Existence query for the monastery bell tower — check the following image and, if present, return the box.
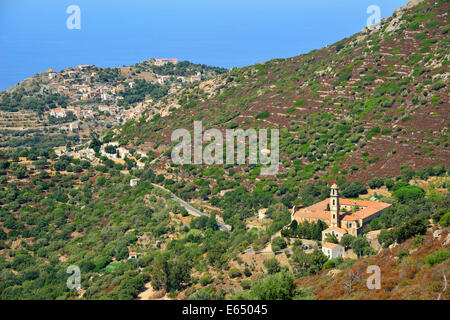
[330,184,340,227]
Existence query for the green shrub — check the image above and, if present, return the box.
[431,80,445,91]
[424,249,450,267]
[199,273,212,286]
[396,248,410,260]
[228,268,241,278]
[361,75,376,82]
[441,24,450,34]
[431,95,443,105]
[323,259,338,269]
[238,271,297,300]
[286,106,297,114]
[255,110,270,119]
[392,185,425,202]
[368,177,384,189]
[189,290,212,300]
[425,20,440,28]
[379,217,428,247]
[439,212,450,227]
[240,279,252,290]
[419,38,438,47]
[413,32,427,40]
[341,180,367,198]
[408,21,421,30]
[412,234,425,248]
[263,258,281,274]
[293,99,307,107]
[271,236,287,252]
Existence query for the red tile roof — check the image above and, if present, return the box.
[293,198,391,222]
[323,226,347,235]
[293,199,330,220]
[340,199,391,221]
[322,243,343,249]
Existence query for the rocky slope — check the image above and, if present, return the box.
[296,225,449,300]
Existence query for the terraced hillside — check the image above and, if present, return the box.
[0,60,227,149]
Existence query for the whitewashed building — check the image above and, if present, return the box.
[135,161,145,168]
[322,243,344,259]
[130,178,140,187]
[50,108,67,118]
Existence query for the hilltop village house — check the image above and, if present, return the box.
[153,58,179,66]
[49,108,67,118]
[292,184,392,241]
[322,243,344,259]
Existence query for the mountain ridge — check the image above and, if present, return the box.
[113,0,448,185]
[0,0,448,301]
[0,59,227,149]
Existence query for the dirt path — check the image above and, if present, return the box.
[138,282,170,300]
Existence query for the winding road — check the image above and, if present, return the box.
[243,247,293,255]
[151,183,231,233]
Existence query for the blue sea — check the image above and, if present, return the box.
[0,0,408,91]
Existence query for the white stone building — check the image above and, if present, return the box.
[50,108,67,118]
[130,178,140,187]
[322,243,344,259]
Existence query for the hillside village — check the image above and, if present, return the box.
[0,0,448,301]
[0,59,227,149]
[54,140,149,170]
[26,59,219,123]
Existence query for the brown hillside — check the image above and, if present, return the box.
[117,0,449,185]
[296,226,449,300]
